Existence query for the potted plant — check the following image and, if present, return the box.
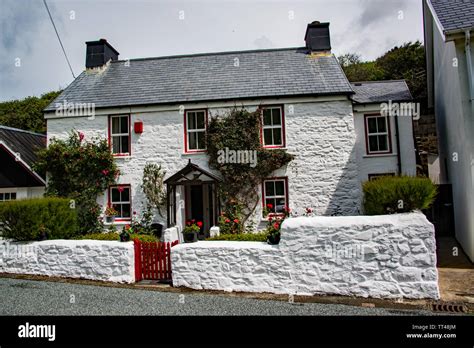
[120,225,131,242]
[183,220,201,243]
[105,205,118,224]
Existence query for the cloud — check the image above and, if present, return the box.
[356,0,408,28]
[253,35,275,49]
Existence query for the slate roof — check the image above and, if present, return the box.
[350,80,413,104]
[429,0,474,33]
[0,126,46,179]
[44,47,353,111]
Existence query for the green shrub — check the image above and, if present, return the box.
[75,232,158,242]
[0,197,79,241]
[207,232,268,242]
[363,175,437,215]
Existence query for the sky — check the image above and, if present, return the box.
[0,0,424,102]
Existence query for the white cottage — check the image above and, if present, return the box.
[44,21,416,237]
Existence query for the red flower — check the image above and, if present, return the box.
[225,219,230,223]
[125,224,130,229]
[102,169,109,175]
[284,206,291,213]
[133,211,137,215]
[233,219,239,223]
[266,203,273,209]
[306,207,313,213]
[186,220,192,226]
[78,132,85,142]
[197,221,203,228]
[192,219,195,223]
[273,222,280,229]
[118,186,124,193]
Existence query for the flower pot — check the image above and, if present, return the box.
[105,216,115,224]
[184,231,198,243]
[267,233,280,245]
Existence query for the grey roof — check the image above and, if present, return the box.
[429,0,474,33]
[350,80,413,104]
[44,47,353,111]
[0,126,46,178]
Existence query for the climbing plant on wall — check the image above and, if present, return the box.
[206,107,294,224]
[34,130,118,233]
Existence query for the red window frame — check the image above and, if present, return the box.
[260,105,286,148]
[184,109,208,153]
[262,176,289,217]
[364,113,392,155]
[108,184,132,222]
[108,114,131,156]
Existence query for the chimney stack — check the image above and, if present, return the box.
[85,39,119,69]
[304,21,331,52]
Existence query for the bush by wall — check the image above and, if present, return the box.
[207,232,268,241]
[0,197,78,241]
[75,232,158,242]
[363,175,437,215]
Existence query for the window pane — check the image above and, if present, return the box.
[112,136,121,153]
[265,199,275,212]
[112,117,120,134]
[4,193,10,200]
[0,193,3,200]
[367,118,377,133]
[263,109,272,125]
[196,112,205,129]
[120,116,129,134]
[188,132,197,150]
[197,131,205,150]
[265,181,275,196]
[263,129,273,145]
[187,112,196,130]
[11,192,16,200]
[275,198,286,213]
[272,109,281,125]
[121,136,129,153]
[111,188,120,202]
[378,135,388,151]
[121,188,130,202]
[122,204,131,218]
[275,181,285,195]
[273,128,282,145]
[112,204,121,213]
[377,117,387,132]
[369,135,378,152]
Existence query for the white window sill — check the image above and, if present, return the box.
[363,153,397,158]
[113,155,132,160]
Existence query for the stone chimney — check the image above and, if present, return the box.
[304,21,331,53]
[85,39,119,69]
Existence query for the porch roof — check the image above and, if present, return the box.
[164,160,221,185]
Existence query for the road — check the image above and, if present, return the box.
[0,277,436,316]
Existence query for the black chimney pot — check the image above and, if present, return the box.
[304,21,331,52]
[85,39,119,69]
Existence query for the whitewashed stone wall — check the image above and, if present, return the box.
[172,212,439,299]
[45,96,361,231]
[0,239,135,283]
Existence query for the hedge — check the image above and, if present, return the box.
[0,197,78,241]
[363,175,437,215]
[207,232,268,241]
[75,233,158,242]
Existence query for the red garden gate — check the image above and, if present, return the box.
[134,240,179,282]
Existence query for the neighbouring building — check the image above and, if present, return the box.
[0,126,46,200]
[423,0,474,261]
[43,21,416,237]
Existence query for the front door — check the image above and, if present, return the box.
[185,183,218,239]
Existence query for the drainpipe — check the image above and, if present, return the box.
[394,114,402,175]
[465,30,474,116]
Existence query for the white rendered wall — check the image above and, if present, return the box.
[0,239,135,283]
[172,212,439,299]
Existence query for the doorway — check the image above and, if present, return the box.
[185,184,216,239]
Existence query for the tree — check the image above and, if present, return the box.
[0,90,61,133]
[141,163,167,218]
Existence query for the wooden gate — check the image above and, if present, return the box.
[134,240,179,282]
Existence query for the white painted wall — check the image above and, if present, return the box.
[172,212,439,299]
[0,239,135,283]
[0,187,44,200]
[431,24,474,261]
[46,96,362,230]
[353,103,417,186]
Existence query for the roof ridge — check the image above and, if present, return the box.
[0,125,46,137]
[113,47,307,63]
